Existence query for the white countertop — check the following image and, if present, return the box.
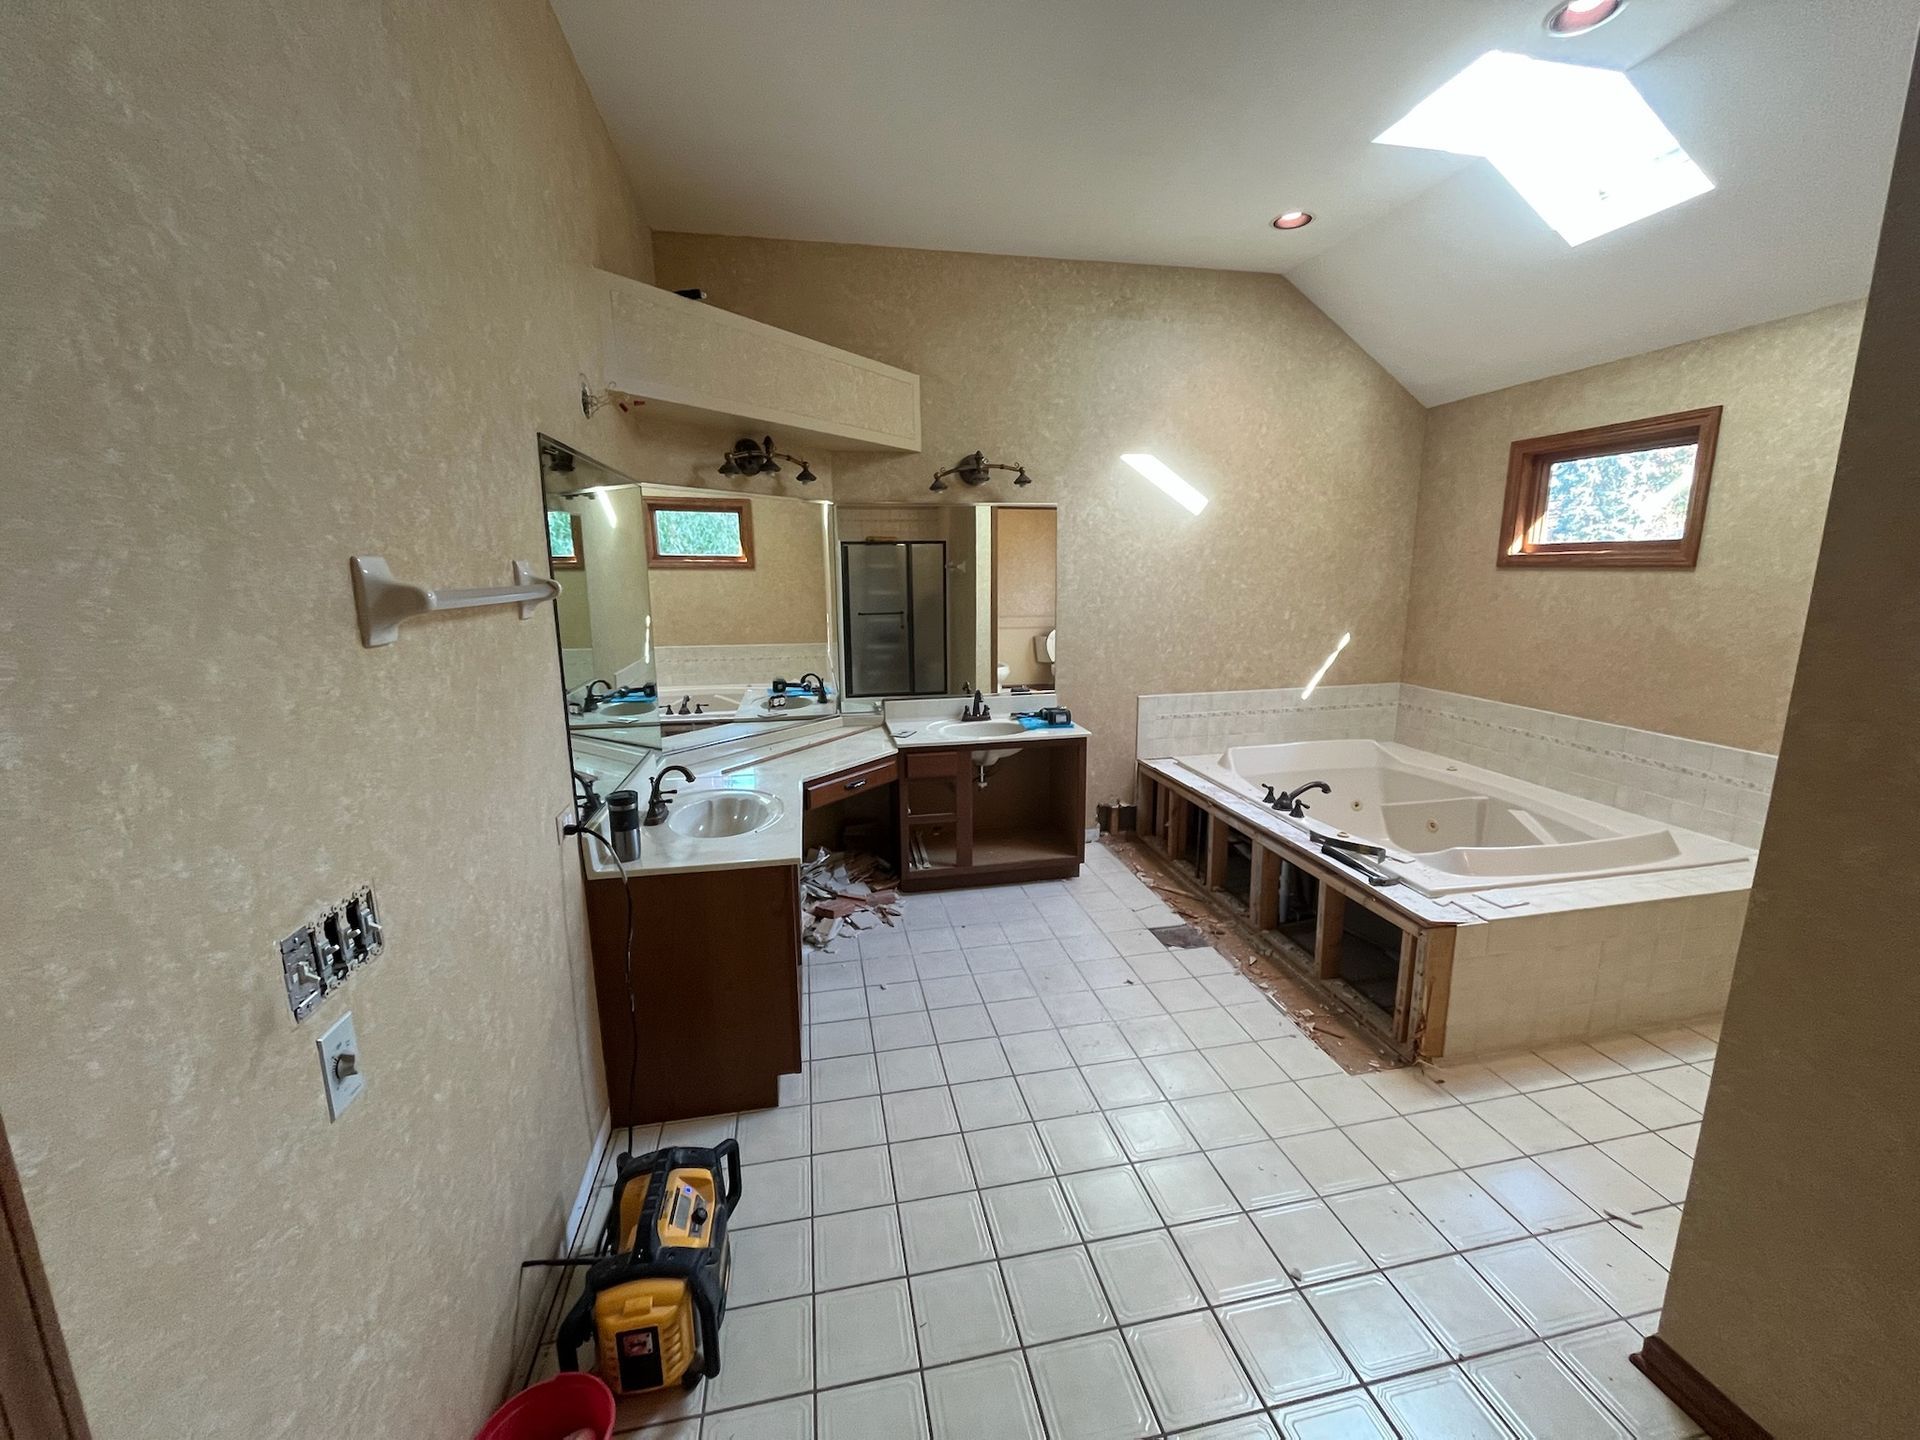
[579,704,1091,880]
[885,720,1092,750]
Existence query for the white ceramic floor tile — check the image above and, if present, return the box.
[1535,1042,1631,1083]
[1543,1223,1671,1314]
[735,1157,813,1229]
[1551,1321,1704,1439]
[1597,1132,1694,1204]
[909,1262,1019,1365]
[1209,1140,1317,1210]
[729,1218,813,1305]
[1482,1051,1579,1095]
[1217,1292,1356,1408]
[883,1086,960,1142]
[1363,1067,1458,1115]
[1146,1050,1230,1099]
[813,1097,888,1153]
[1328,1186,1450,1267]
[1027,1331,1158,1440]
[813,1205,906,1290]
[898,1191,995,1273]
[1422,1063,1519,1105]
[1341,1118,1455,1183]
[703,1296,814,1410]
[1016,1066,1100,1118]
[1305,1273,1449,1381]
[1616,1205,1682,1268]
[1388,1255,1533,1359]
[888,1134,975,1201]
[1585,1075,1699,1130]
[938,1038,1011,1083]
[735,1105,813,1162]
[815,1371,930,1440]
[1139,1152,1240,1224]
[1122,1016,1198,1057]
[864,978,924,1014]
[1063,1021,1136,1064]
[1467,1239,1615,1337]
[1060,1164,1164,1240]
[700,1394,813,1440]
[1397,1171,1527,1250]
[1003,1244,1113,1342]
[1176,1093,1268,1150]
[1280,1130,1390,1196]
[813,1145,895,1213]
[963,1123,1053,1188]
[1240,1081,1339,1139]
[1091,1229,1206,1323]
[1038,1112,1127,1172]
[1127,1310,1262,1431]
[1204,1042,1288,1090]
[1296,1075,1398,1126]
[1370,1365,1514,1439]
[814,1278,919,1386]
[1535,1146,1666,1217]
[1409,1106,1523,1168]
[947,1076,1029,1131]
[1531,1085,1644,1143]
[871,1011,938,1052]
[1002,1029,1075,1074]
[1639,1027,1716,1064]
[1465,1343,1630,1438]
[1270,1388,1396,1439]
[877,1046,947,1093]
[1468,1095,1584,1155]
[982,1177,1080,1255]
[923,1352,1046,1440]
[1084,1058,1166,1108]
[1470,1158,1601,1233]
[1643,1065,1711,1110]
[1110,1102,1201,1160]
[811,1056,882,1103]
[811,1020,876,1059]
[1174,1214,1292,1303]
[1252,1200,1372,1285]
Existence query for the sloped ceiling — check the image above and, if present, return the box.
[553,0,1918,402]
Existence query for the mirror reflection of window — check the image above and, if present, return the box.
[547,509,583,569]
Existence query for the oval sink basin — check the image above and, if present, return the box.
[667,789,784,839]
[593,700,657,718]
[922,718,1030,741]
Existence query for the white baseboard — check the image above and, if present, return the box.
[565,1109,612,1248]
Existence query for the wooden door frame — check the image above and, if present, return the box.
[1,1109,91,1439]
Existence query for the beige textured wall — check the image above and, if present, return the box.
[654,235,1429,806]
[648,494,831,645]
[1654,58,1920,1433]
[1,2,673,1435]
[1403,303,1863,753]
[996,507,1059,687]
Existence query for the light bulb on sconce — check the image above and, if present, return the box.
[931,450,1034,492]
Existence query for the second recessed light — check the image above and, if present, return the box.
[1546,0,1624,36]
[1271,210,1313,230]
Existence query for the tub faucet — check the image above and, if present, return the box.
[1270,781,1332,818]
[644,765,695,825]
[961,689,991,721]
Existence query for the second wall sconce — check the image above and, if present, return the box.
[930,450,1032,493]
[718,435,817,484]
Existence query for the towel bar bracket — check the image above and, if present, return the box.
[351,555,560,648]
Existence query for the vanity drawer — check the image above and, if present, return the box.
[903,747,963,777]
[805,755,899,810]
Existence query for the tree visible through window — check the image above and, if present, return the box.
[1500,408,1721,568]
[546,509,582,569]
[645,499,754,569]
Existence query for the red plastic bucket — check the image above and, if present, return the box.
[475,1373,616,1440]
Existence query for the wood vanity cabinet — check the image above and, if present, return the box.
[583,864,802,1125]
[897,738,1087,891]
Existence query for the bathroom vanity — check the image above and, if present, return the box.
[894,733,1087,890]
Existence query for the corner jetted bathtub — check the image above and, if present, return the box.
[1186,739,1749,897]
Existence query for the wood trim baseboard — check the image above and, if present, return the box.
[1632,1334,1775,1440]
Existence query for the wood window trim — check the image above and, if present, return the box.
[1498,406,1722,570]
[548,511,583,570]
[644,497,755,571]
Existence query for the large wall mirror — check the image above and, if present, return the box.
[539,437,839,758]
[834,503,1058,702]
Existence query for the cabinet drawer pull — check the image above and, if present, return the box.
[844,778,868,790]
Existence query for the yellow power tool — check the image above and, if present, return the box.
[555,1140,741,1395]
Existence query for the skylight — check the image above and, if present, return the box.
[1375,51,1713,246]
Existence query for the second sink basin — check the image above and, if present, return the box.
[920,718,1030,741]
[667,789,784,839]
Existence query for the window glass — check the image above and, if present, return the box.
[652,507,743,558]
[1536,443,1698,544]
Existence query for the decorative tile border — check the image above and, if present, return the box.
[1135,683,1775,848]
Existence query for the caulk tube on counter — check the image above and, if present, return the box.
[607,790,641,863]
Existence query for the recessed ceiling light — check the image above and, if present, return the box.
[1374,50,1712,245]
[1546,0,1625,37]
[1271,210,1313,230]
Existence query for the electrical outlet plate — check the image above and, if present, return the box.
[317,1012,365,1120]
[557,804,578,844]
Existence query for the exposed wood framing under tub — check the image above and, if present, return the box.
[1135,758,1468,1062]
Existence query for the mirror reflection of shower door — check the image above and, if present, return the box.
[842,541,947,696]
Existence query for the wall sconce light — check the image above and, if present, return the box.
[718,435,817,484]
[929,450,1032,494]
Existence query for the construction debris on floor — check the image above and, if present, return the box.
[801,849,900,952]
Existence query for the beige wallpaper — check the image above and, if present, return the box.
[1,2,677,1435]
[654,234,1429,807]
[648,493,831,646]
[1657,67,1920,1431]
[1402,303,1864,753]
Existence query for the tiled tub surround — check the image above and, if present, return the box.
[1138,685,1777,850]
[655,642,834,692]
[519,851,1711,1439]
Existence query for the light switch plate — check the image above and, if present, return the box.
[317,1012,365,1121]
